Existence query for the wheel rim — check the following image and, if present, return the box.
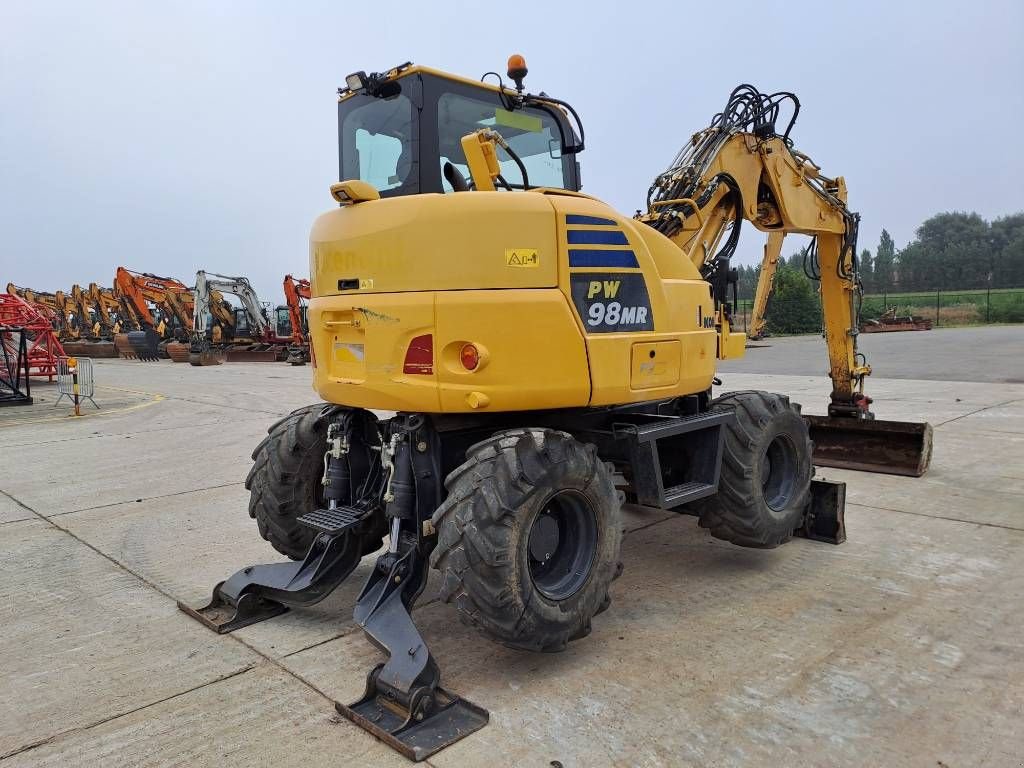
[527,490,598,601]
[761,434,798,511]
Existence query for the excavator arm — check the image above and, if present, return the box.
[70,284,100,338]
[88,283,124,334]
[747,232,784,340]
[640,85,931,474]
[282,274,310,346]
[281,274,311,365]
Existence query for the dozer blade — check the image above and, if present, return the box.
[805,415,933,477]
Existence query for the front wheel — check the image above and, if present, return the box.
[695,391,813,548]
[431,429,622,652]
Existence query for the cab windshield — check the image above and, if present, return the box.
[437,92,565,191]
[337,72,579,197]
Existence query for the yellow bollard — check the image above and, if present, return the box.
[67,356,80,417]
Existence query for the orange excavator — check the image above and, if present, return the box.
[282,274,310,364]
[113,267,195,359]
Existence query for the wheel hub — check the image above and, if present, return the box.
[527,491,598,601]
[528,514,560,563]
[761,434,797,511]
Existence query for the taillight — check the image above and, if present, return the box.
[403,334,433,375]
[460,343,480,371]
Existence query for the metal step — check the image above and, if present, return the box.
[662,481,717,507]
[623,409,733,443]
[297,506,366,535]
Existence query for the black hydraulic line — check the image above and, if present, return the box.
[500,144,531,190]
[525,94,585,152]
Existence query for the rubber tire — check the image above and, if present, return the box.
[431,429,622,652]
[245,403,385,560]
[695,391,813,548]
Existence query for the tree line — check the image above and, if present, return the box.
[736,210,1024,299]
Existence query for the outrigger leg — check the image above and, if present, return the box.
[177,412,487,761]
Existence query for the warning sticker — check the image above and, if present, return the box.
[570,272,654,333]
[505,248,539,268]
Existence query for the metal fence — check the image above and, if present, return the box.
[55,356,99,412]
[733,288,1024,334]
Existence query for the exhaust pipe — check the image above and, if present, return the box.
[805,415,933,477]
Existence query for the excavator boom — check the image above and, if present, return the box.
[281,274,311,365]
[640,85,931,475]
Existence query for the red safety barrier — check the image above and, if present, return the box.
[0,293,65,381]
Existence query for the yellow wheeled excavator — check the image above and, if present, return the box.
[181,59,933,760]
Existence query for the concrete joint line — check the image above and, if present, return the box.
[59,481,244,517]
[0,665,257,761]
[935,397,1023,427]
[848,501,1024,532]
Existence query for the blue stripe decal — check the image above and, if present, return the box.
[567,229,629,245]
[565,214,617,226]
[568,249,639,268]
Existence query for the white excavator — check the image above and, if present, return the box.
[190,271,292,364]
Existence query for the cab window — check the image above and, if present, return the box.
[340,94,414,193]
[437,92,566,192]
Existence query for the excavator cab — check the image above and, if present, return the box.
[337,63,583,198]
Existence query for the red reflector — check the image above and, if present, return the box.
[403,334,433,375]
[460,343,479,371]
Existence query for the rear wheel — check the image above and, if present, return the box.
[431,429,622,652]
[695,391,812,548]
[245,403,386,560]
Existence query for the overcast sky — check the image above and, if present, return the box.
[2,1,1022,301]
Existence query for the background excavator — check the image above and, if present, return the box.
[181,61,934,759]
[114,267,194,360]
[190,270,293,364]
[57,284,118,357]
[282,274,310,364]
[88,282,126,335]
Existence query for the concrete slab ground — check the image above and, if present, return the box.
[2,327,1022,766]
[720,325,1024,383]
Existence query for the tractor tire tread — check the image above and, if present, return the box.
[431,428,621,653]
[694,391,812,548]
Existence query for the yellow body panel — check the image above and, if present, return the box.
[630,341,681,389]
[311,293,440,412]
[310,193,558,295]
[310,189,719,414]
